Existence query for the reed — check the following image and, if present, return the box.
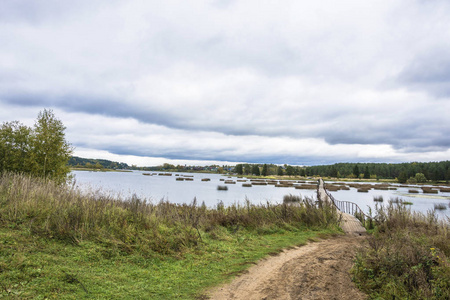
[434,203,447,210]
[0,172,340,257]
[373,195,384,202]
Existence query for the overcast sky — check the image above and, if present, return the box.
[1,0,450,166]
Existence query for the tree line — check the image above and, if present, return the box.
[69,156,130,170]
[0,109,72,183]
[304,161,450,182]
[234,163,306,176]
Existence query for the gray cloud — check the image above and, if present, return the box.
[1,0,450,165]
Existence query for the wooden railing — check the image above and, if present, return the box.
[322,181,371,226]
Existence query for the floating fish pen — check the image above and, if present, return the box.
[176,177,185,181]
[276,184,292,188]
[201,178,211,181]
[340,186,350,190]
[374,185,389,190]
[184,175,194,177]
[252,182,267,185]
[422,187,438,194]
[184,178,194,181]
[357,188,370,193]
[220,179,225,181]
[142,173,151,176]
[224,180,236,184]
[242,183,252,187]
[439,187,450,192]
[279,181,294,186]
[158,173,172,176]
[237,179,247,182]
[408,189,419,193]
[325,185,340,191]
[217,185,228,191]
[295,184,316,190]
[267,181,278,185]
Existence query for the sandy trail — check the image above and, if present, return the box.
[204,235,367,300]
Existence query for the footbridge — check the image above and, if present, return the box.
[317,179,367,235]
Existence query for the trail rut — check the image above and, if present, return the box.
[204,236,367,300]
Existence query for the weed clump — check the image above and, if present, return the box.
[352,203,450,299]
[373,196,384,202]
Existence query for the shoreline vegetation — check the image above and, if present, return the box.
[0,172,341,299]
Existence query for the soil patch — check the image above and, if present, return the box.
[204,236,367,300]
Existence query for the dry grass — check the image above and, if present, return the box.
[0,173,343,258]
[353,203,450,299]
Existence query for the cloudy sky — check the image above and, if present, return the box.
[1,0,450,166]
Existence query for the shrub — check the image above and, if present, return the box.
[352,203,450,299]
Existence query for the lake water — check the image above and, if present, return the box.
[72,170,450,219]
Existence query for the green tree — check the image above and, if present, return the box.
[397,171,408,183]
[353,165,360,178]
[330,165,338,178]
[0,121,32,173]
[364,166,370,179]
[0,109,72,183]
[251,165,260,176]
[29,109,73,183]
[261,164,268,176]
[234,164,243,175]
[285,165,295,176]
[277,166,284,176]
[414,172,427,183]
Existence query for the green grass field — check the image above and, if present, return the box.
[0,172,340,299]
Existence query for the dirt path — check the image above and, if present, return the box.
[204,235,367,300]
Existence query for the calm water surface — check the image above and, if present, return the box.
[72,171,450,218]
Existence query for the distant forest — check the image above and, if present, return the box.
[69,156,130,170]
[304,161,450,182]
[68,156,450,182]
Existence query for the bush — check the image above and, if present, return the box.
[352,203,450,299]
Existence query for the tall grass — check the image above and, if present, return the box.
[0,172,340,257]
[352,203,450,299]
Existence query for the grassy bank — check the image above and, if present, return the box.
[352,204,450,299]
[0,172,340,299]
